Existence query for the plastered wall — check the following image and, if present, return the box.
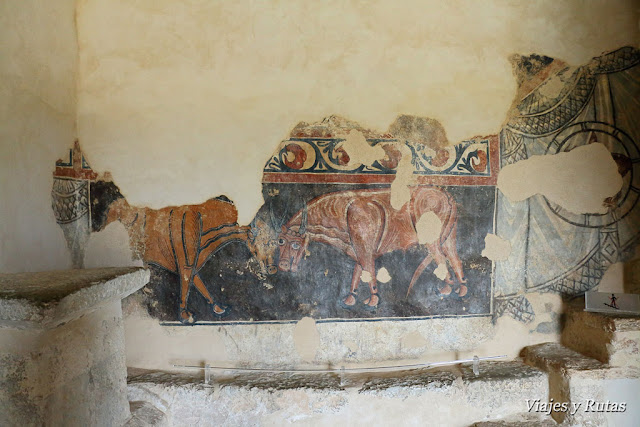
[0,0,77,273]
[75,0,638,224]
[2,0,640,370]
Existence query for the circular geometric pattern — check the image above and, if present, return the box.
[543,121,639,228]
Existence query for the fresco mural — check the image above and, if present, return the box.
[52,140,97,268]
[494,46,640,322]
[51,46,640,325]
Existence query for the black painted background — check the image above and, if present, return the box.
[145,183,495,322]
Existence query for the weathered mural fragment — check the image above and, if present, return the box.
[52,46,640,326]
[494,46,640,321]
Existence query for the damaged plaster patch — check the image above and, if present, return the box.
[481,233,512,261]
[389,115,449,150]
[377,267,391,283]
[84,222,142,268]
[389,115,450,210]
[390,144,415,210]
[401,331,428,350]
[75,0,638,228]
[336,130,386,167]
[416,212,443,244]
[537,66,577,98]
[293,317,320,362]
[360,271,373,283]
[434,264,448,281]
[497,143,622,214]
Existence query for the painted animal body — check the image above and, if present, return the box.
[278,187,466,309]
[104,196,249,324]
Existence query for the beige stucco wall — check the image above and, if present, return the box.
[71,1,636,369]
[75,0,639,224]
[1,1,638,370]
[0,0,77,273]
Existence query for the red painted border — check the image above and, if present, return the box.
[54,167,98,180]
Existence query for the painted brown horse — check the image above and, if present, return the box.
[277,187,466,309]
[94,185,249,324]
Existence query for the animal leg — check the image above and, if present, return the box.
[442,224,466,284]
[343,263,362,307]
[441,224,467,297]
[193,274,226,315]
[406,253,433,298]
[171,210,201,322]
[178,268,195,324]
[359,258,378,307]
[346,199,384,308]
[426,242,453,295]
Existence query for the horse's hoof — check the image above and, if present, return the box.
[179,309,196,325]
[339,292,358,310]
[455,284,468,297]
[439,284,452,295]
[362,293,380,311]
[210,303,230,318]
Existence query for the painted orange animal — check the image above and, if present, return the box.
[92,181,249,324]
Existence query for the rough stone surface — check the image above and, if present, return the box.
[0,267,149,329]
[470,413,556,426]
[127,360,547,426]
[125,401,168,427]
[561,299,640,367]
[0,268,149,426]
[522,342,640,426]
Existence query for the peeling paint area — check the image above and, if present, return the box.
[481,234,512,261]
[495,46,640,322]
[336,130,386,168]
[497,143,622,214]
[294,317,320,362]
[50,47,640,331]
[400,331,428,350]
[416,212,443,245]
[376,268,391,284]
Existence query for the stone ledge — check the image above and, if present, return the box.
[470,413,557,426]
[562,299,640,367]
[125,401,168,427]
[522,342,640,379]
[129,360,544,394]
[127,361,547,426]
[522,343,607,373]
[0,267,149,329]
[521,342,640,425]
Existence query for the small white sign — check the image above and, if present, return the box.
[585,292,640,315]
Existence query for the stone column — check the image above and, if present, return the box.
[0,267,149,426]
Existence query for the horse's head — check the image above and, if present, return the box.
[277,205,310,272]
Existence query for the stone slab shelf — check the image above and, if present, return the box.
[126,360,552,426]
[522,342,640,426]
[0,267,150,426]
[0,267,149,330]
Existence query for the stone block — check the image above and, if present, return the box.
[127,360,548,426]
[522,342,640,426]
[125,401,168,427]
[561,299,640,368]
[0,267,149,426]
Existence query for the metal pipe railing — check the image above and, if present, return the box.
[173,354,507,385]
